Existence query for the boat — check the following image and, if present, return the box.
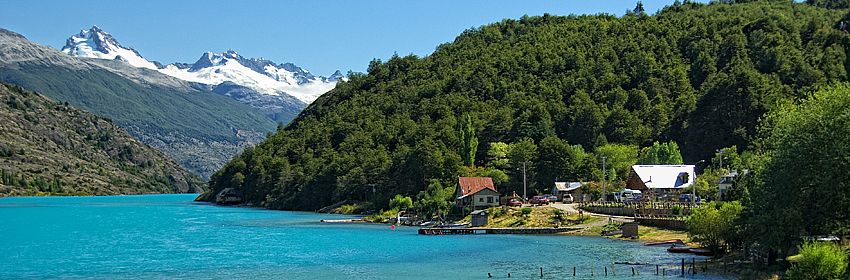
[419,221,436,227]
[435,223,469,228]
[689,248,714,256]
[645,239,684,246]
[667,244,692,253]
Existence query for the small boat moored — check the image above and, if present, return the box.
[667,244,692,253]
[646,239,684,246]
[690,248,714,256]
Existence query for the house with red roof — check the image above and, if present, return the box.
[456,177,501,209]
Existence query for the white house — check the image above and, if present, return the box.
[625,165,696,196]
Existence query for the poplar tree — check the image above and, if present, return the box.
[458,114,478,167]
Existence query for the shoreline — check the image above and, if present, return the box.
[0,192,203,198]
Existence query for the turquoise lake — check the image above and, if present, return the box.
[0,194,730,279]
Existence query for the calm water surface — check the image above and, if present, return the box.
[0,195,730,279]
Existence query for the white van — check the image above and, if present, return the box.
[621,189,642,202]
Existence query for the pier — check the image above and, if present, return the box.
[418,227,577,235]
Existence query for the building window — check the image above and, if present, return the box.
[479,197,484,202]
[487,197,493,203]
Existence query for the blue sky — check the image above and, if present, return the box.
[0,0,694,76]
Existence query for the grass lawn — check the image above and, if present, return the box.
[461,206,601,228]
[634,226,690,243]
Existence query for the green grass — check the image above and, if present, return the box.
[467,206,601,228]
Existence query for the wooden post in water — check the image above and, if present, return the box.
[704,259,708,272]
[631,267,635,276]
[487,272,492,278]
[662,268,666,276]
[540,267,543,277]
[656,265,659,275]
[605,266,608,277]
[681,258,685,276]
[573,267,576,276]
[692,258,696,275]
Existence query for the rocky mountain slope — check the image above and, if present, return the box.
[0,83,205,196]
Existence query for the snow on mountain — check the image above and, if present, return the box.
[61,26,158,70]
[61,26,342,104]
[159,50,338,103]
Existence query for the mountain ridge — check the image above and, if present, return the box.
[62,26,344,104]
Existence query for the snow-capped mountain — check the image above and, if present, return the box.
[61,26,343,104]
[61,26,158,70]
[159,50,340,103]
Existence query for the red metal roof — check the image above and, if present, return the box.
[458,177,499,198]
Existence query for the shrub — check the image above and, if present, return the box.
[671,204,682,215]
[520,207,533,216]
[602,222,623,232]
[686,201,743,254]
[389,194,413,210]
[786,242,848,280]
[488,206,507,218]
[336,204,361,214]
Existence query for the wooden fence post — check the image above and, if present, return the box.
[692,257,696,275]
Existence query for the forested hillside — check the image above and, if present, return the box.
[206,1,850,210]
[0,84,205,196]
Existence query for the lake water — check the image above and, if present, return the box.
[0,195,730,279]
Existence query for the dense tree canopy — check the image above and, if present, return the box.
[637,141,684,165]
[748,84,850,253]
[206,1,849,210]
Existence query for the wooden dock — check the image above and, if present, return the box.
[418,227,576,235]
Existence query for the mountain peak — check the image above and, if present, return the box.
[61,26,158,70]
[328,70,345,82]
[59,27,341,103]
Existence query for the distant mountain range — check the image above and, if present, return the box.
[0,28,276,179]
[61,26,343,110]
[0,26,345,179]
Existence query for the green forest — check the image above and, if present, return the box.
[206,0,849,217]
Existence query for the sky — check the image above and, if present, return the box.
[0,0,697,76]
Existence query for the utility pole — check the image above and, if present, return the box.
[717,149,724,171]
[693,160,705,207]
[523,161,528,201]
[602,156,607,202]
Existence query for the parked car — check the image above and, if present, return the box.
[529,195,550,205]
[507,198,523,207]
[621,189,642,202]
[562,194,574,203]
[679,194,700,203]
[543,194,559,203]
[610,192,622,202]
